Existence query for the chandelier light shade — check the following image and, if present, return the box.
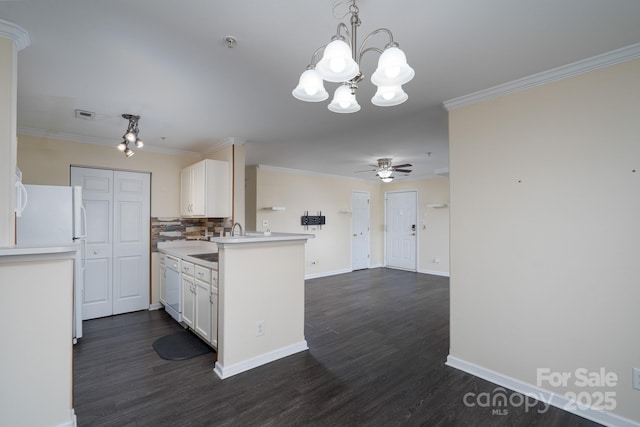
[117,114,143,157]
[328,84,361,113]
[292,0,414,113]
[292,68,329,102]
[371,84,408,107]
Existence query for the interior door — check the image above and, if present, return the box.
[71,167,113,319]
[385,190,417,271]
[351,191,370,270]
[112,171,150,314]
[71,167,150,319]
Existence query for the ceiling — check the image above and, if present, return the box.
[2,0,640,182]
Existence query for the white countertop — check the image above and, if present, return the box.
[158,241,219,269]
[0,243,80,263]
[210,232,314,245]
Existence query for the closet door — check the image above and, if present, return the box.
[71,167,113,320]
[71,167,150,319]
[112,171,150,315]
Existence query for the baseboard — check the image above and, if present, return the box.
[305,268,352,280]
[446,355,640,427]
[148,303,163,311]
[369,264,384,269]
[214,340,308,380]
[54,409,77,427]
[418,268,450,277]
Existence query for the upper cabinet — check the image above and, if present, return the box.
[180,159,230,218]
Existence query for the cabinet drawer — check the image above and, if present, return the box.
[181,261,195,276]
[159,254,166,265]
[195,265,211,283]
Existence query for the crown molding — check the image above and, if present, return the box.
[0,19,30,51]
[443,42,640,111]
[17,126,200,157]
[257,164,373,183]
[201,137,245,154]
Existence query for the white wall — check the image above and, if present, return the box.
[449,59,640,423]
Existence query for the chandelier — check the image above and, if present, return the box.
[292,0,414,113]
[117,114,144,157]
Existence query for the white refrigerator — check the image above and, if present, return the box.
[16,184,87,341]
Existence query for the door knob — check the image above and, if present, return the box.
[93,251,98,255]
[353,234,358,237]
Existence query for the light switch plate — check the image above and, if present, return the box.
[262,219,269,228]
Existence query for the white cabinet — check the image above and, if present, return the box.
[180,159,230,218]
[211,275,218,348]
[159,254,167,305]
[182,274,195,328]
[195,278,212,341]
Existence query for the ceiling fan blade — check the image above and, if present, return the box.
[394,168,412,173]
[393,163,412,168]
[354,169,376,173]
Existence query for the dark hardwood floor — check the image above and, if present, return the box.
[74,268,600,426]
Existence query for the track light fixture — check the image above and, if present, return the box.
[292,0,414,113]
[117,114,143,157]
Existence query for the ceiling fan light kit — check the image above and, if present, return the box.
[292,0,414,113]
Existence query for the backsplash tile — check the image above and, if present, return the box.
[151,217,229,251]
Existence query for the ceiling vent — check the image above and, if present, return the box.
[74,109,95,120]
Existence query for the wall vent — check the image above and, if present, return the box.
[74,109,95,120]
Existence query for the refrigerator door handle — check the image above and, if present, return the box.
[80,205,87,238]
[15,181,28,217]
[81,238,87,270]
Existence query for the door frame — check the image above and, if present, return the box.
[384,189,418,271]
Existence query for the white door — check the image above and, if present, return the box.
[385,191,417,271]
[113,171,150,315]
[351,191,370,270]
[72,168,113,319]
[71,167,150,319]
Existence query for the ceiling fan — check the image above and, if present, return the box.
[356,158,412,182]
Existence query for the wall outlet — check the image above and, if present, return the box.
[262,219,269,228]
[433,257,440,263]
[256,320,264,336]
[310,260,317,265]
[633,368,640,390]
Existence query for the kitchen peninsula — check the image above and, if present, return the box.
[212,232,313,379]
[159,232,313,379]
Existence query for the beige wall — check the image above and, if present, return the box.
[17,134,198,217]
[1,258,74,426]
[251,166,450,278]
[449,59,640,422]
[386,177,450,275]
[253,166,384,277]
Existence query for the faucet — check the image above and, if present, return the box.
[231,222,243,237]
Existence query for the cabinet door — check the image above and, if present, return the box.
[159,264,166,305]
[210,276,218,348]
[182,275,195,328]
[180,166,192,216]
[195,279,211,341]
[190,161,206,216]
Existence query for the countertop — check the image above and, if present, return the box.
[210,232,314,246]
[158,241,219,269]
[0,243,80,263]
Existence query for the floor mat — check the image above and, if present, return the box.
[152,330,213,361]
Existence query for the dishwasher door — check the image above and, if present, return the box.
[165,256,182,322]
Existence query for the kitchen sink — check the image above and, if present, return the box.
[188,252,218,262]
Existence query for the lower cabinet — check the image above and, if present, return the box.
[178,261,218,349]
[182,274,195,328]
[195,278,211,341]
[159,254,167,306]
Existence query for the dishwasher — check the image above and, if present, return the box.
[164,255,182,322]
